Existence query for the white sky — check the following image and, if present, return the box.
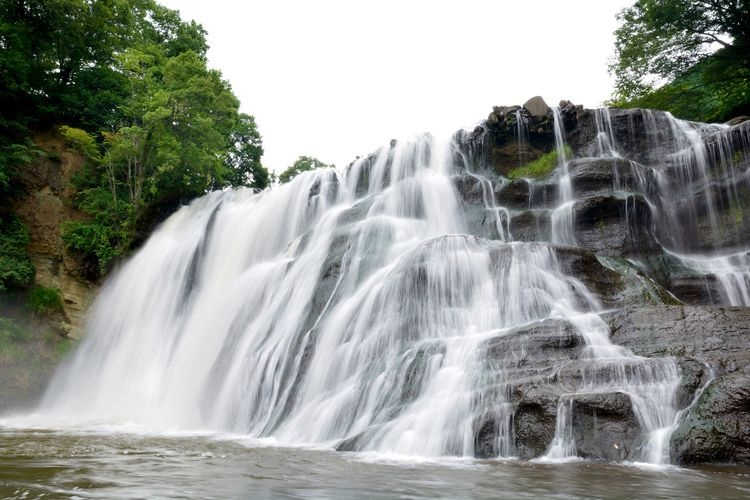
[160,0,633,173]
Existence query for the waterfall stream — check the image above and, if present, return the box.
[33,106,750,465]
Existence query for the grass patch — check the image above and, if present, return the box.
[26,285,63,316]
[507,145,572,180]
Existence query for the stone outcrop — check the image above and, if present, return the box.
[11,130,97,339]
[447,99,750,464]
[523,96,550,117]
[606,306,750,465]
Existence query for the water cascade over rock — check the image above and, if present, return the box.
[38,100,750,465]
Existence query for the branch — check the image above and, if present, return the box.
[696,31,732,49]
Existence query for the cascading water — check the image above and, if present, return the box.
[550,107,576,246]
[595,108,750,305]
[29,102,750,466]
[515,109,528,168]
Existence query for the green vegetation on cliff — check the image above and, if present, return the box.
[0,0,271,282]
[610,0,750,122]
[0,215,35,291]
[506,146,571,180]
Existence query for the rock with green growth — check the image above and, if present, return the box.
[506,146,571,180]
[26,285,63,316]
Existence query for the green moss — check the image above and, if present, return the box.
[507,145,572,180]
[26,286,63,316]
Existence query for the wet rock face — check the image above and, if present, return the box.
[451,99,750,464]
[513,391,558,459]
[572,194,659,258]
[671,366,750,465]
[570,392,642,461]
[606,306,750,465]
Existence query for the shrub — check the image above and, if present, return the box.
[0,215,35,291]
[26,285,63,316]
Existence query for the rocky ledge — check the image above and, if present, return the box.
[607,306,750,465]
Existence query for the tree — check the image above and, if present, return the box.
[279,156,334,184]
[610,0,750,121]
[0,0,269,279]
[224,114,269,190]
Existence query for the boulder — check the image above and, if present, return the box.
[570,392,642,461]
[513,389,559,458]
[523,96,551,117]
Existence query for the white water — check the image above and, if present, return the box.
[551,106,576,246]
[23,106,750,465]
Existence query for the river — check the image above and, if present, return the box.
[1,425,748,499]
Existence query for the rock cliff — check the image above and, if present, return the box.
[12,130,97,339]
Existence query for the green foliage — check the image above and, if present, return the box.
[506,146,571,180]
[0,0,271,278]
[25,285,63,315]
[225,114,268,190]
[610,0,750,122]
[59,126,100,161]
[0,215,35,291]
[279,156,335,184]
[0,140,43,197]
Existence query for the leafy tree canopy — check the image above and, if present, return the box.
[610,0,750,122]
[0,0,271,279]
[279,156,334,184]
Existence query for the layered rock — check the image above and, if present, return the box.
[11,131,97,339]
[450,100,750,464]
[607,306,750,464]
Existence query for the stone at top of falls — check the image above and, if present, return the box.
[523,96,551,117]
[725,115,749,126]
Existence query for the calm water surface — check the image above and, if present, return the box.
[0,426,748,499]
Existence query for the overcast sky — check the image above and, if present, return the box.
[160,0,633,173]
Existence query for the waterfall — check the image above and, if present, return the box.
[551,106,576,246]
[604,108,750,305]
[34,105,750,465]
